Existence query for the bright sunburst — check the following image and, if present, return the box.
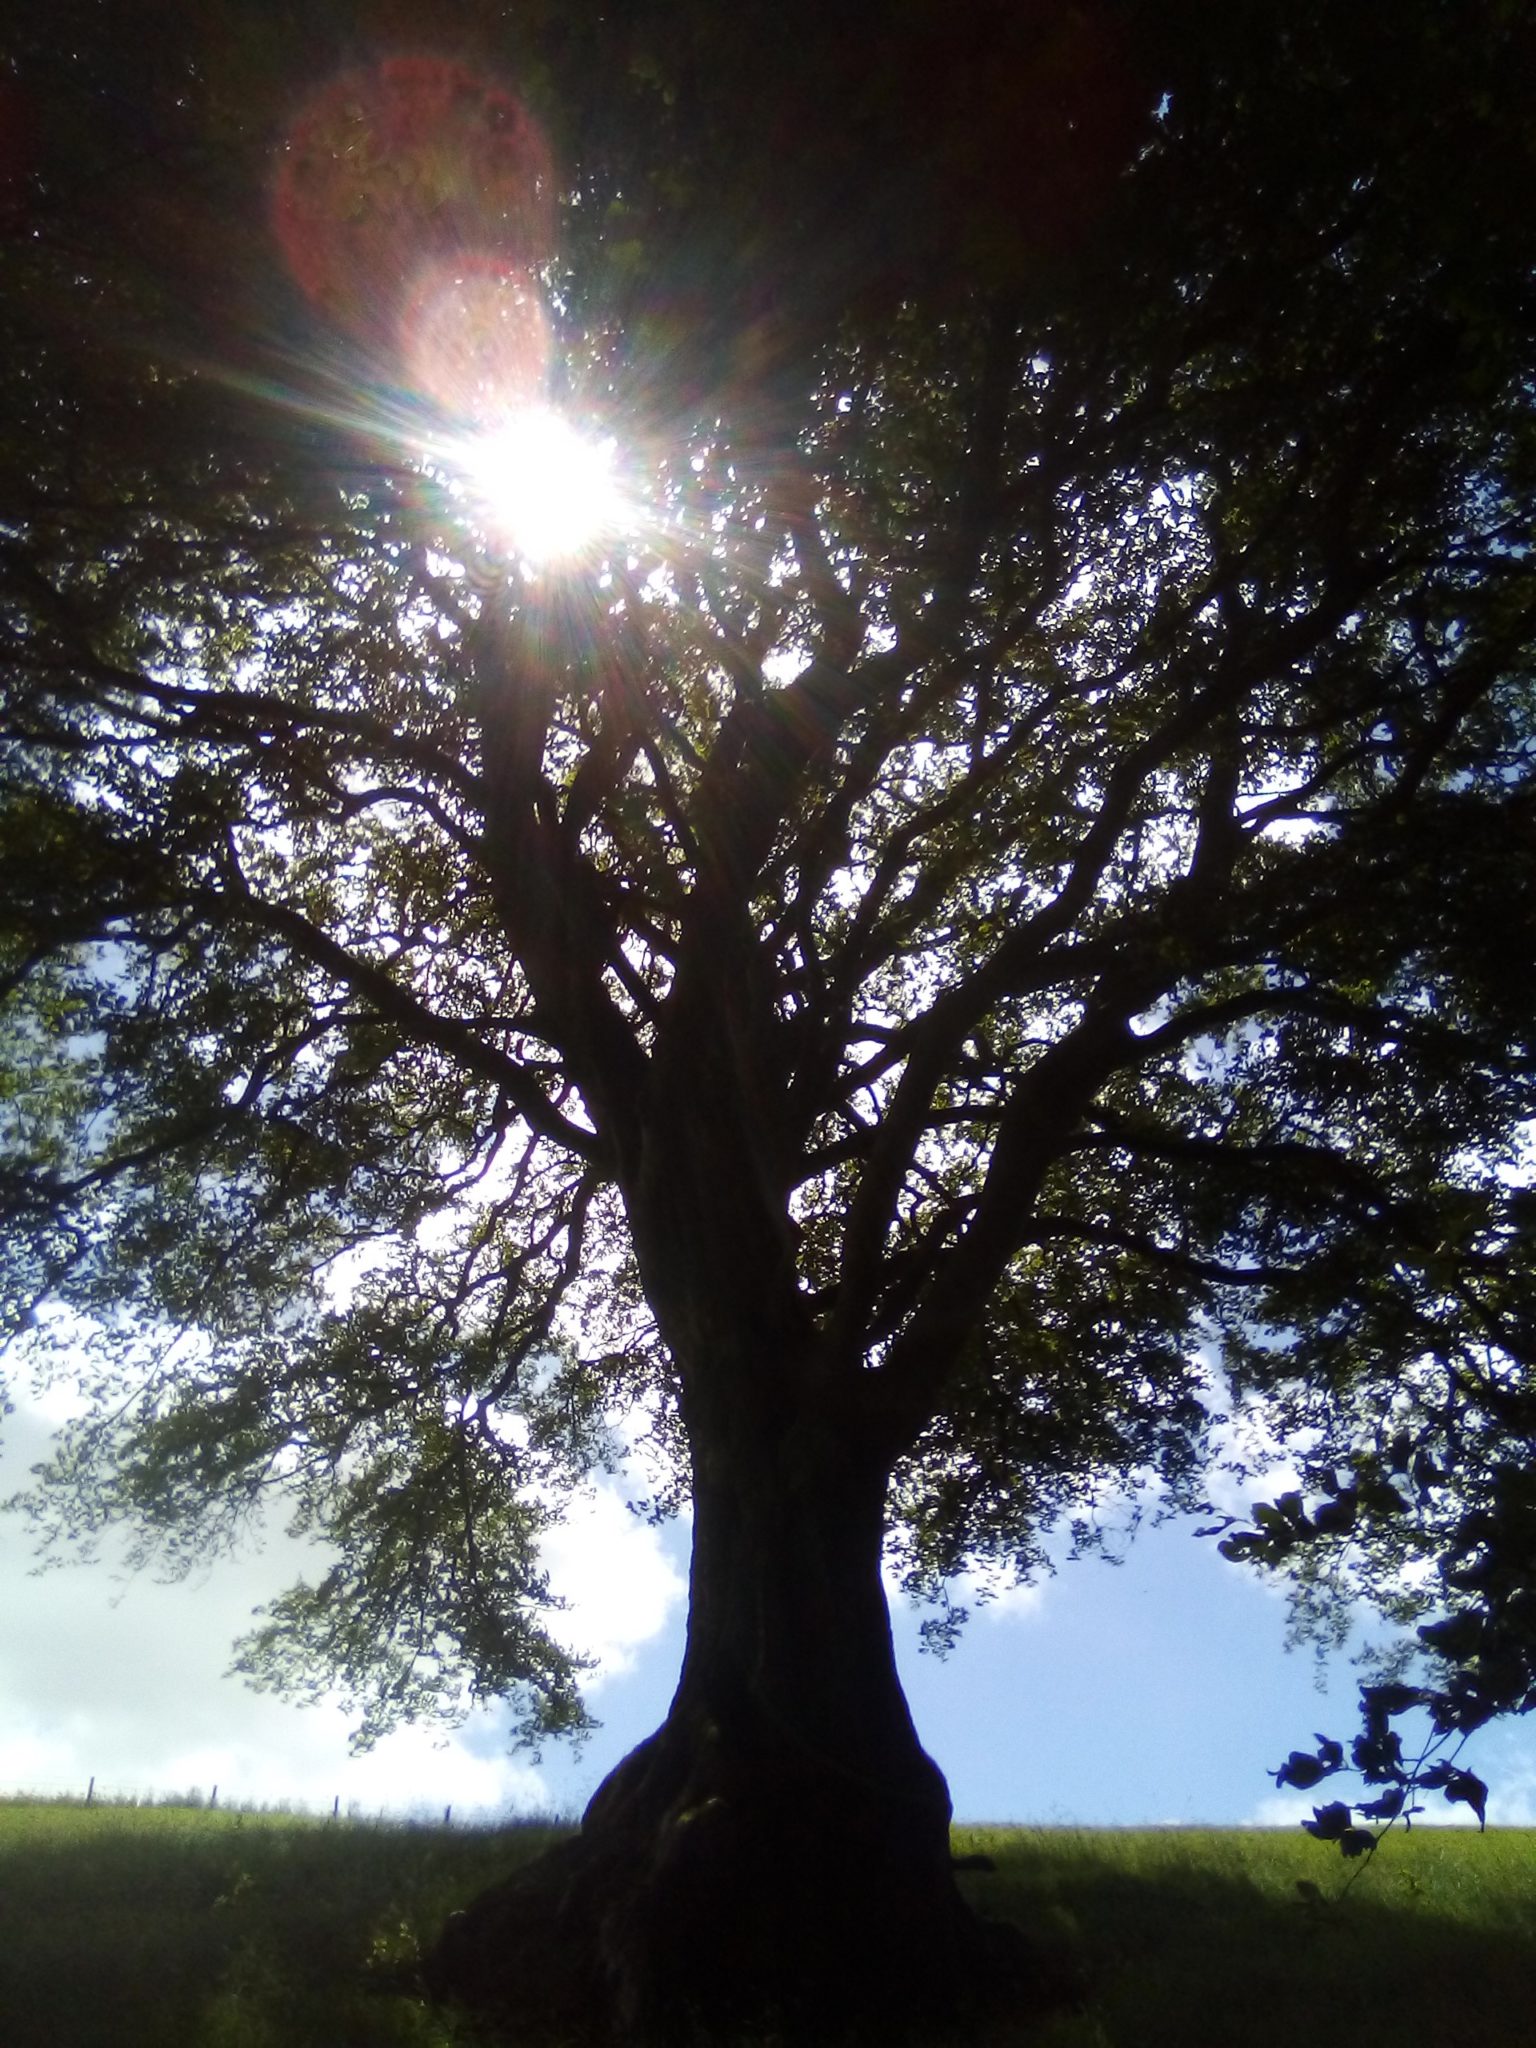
[451,408,626,565]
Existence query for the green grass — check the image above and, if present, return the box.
[0,1799,563,2048]
[949,1822,1536,2048]
[0,1804,1531,2046]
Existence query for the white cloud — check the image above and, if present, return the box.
[1248,1787,1338,1828]
[0,1396,682,1816]
[539,1483,687,1687]
[1487,1779,1536,1826]
[1250,1784,1505,1830]
[0,1520,551,1818]
[1199,1460,1307,1524]
[1199,1377,1313,1524]
[880,1552,1050,1628]
[979,1577,1049,1622]
[1488,1776,1536,1826]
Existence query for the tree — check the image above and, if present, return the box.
[4,1,1536,2038]
[1220,1230,1536,1855]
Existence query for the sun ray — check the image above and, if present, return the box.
[447,409,627,564]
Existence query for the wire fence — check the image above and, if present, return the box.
[0,1774,541,1827]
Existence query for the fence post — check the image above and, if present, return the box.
[210,1785,218,1810]
[444,1805,452,1827]
[85,1776,95,1807]
[332,1794,340,1821]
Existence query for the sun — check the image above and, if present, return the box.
[450,409,626,565]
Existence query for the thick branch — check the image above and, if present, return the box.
[210,857,601,1164]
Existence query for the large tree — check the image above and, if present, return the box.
[4,2,1535,2038]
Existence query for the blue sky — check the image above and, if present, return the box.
[3,1386,1534,1831]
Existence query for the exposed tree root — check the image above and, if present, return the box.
[424,1729,1083,2044]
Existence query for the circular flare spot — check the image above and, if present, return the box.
[401,259,551,424]
[273,56,554,352]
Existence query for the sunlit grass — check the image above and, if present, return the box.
[2,1805,1531,2045]
[948,1823,1536,2048]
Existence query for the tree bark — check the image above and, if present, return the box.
[424,1414,1061,2043]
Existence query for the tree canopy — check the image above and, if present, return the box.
[4,1,1536,2036]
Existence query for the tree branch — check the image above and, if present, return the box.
[209,850,603,1164]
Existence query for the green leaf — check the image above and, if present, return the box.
[1302,1801,1354,1841]
[1444,1770,1488,1828]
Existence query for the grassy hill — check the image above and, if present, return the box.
[1,1802,1530,2045]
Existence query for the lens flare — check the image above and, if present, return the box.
[273,57,553,351]
[449,410,626,564]
[401,259,551,423]
[273,63,630,567]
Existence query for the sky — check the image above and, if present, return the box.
[3,1384,1535,1833]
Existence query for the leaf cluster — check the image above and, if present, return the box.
[3,0,1536,1745]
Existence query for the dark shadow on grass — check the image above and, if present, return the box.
[958,1837,1536,2048]
[2,1815,1532,2048]
[0,1811,567,2048]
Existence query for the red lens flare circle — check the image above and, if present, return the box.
[273,56,555,364]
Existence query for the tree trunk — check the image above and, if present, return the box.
[423,1416,1062,2043]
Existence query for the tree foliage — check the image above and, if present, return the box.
[1220,1304,1536,1852]
[3,0,1536,1795]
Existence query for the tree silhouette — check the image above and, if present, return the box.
[3,2,1535,2037]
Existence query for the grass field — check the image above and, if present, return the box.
[0,1802,1530,2046]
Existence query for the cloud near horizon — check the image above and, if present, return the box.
[0,1397,684,1817]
